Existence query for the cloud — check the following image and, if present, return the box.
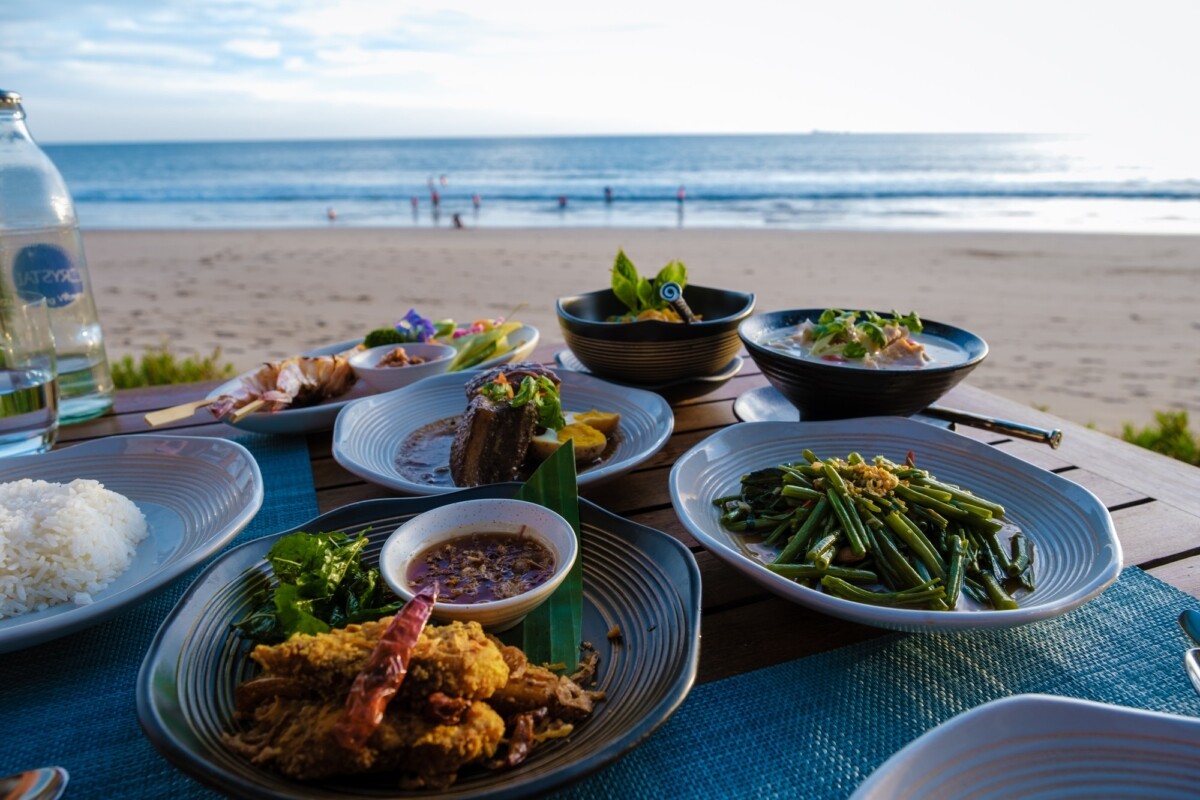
[277,2,476,42]
[224,39,283,59]
[5,0,1200,142]
[76,39,216,67]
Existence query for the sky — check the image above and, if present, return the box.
[2,0,1198,144]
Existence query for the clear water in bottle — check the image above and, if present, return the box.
[0,89,113,424]
[0,366,58,456]
[3,226,113,423]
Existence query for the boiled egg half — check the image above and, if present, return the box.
[529,410,621,463]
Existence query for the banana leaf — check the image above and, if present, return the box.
[507,440,582,670]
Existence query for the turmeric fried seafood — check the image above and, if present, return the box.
[223,610,604,788]
[209,355,356,419]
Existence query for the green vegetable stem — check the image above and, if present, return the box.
[716,450,1034,611]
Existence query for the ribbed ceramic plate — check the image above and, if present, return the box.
[333,369,673,495]
[210,326,539,435]
[669,418,1121,632]
[0,435,263,653]
[555,349,744,389]
[852,694,1200,799]
[137,486,701,799]
[733,385,951,430]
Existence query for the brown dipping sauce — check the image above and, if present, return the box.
[376,347,427,368]
[407,531,555,604]
[395,415,621,488]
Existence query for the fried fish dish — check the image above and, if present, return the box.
[222,596,603,789]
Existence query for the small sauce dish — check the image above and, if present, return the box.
[348,342,457,393]
[379,498,578,631]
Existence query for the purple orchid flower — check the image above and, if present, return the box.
[395,308,436,342]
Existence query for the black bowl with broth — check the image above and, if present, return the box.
[739,309,988,420]
[557,285,755,383]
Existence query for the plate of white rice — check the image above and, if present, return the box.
[0,434,263,653]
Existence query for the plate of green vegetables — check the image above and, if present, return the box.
[669,417,1121,632]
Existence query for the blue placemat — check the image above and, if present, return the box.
[0,433,317,799]
[5,435,1200,800]
[555,566,1200,800]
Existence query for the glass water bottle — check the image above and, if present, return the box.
[0,89,113,423]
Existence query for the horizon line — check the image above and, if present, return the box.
[41,130,1079,148]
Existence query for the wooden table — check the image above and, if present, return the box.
[62,345,1200,687]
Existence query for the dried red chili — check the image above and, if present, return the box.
[333,586,437,751]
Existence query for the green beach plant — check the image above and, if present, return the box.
[110,343,236,389]
[1121,411,1199,466]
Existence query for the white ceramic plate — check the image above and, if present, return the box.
[555,349,744,389]
[0,435,263,653]
[333,369,674,495]
[205,367,375,435]
[208,326,539,435]
[307,324,539,367]
[734,384,949,429]
[669,417,1121,632]
[852,694,1200,799]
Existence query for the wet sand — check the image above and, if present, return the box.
[82,227,1200,434]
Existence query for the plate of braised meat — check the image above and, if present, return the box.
[332,363,673,495]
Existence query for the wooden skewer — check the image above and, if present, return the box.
[229,398,266,423]
[144,399,217,427]
[145,395,269,427]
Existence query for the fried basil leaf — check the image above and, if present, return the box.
[611,249,641,313]
[610,249,689,316]
[232,530,404,644]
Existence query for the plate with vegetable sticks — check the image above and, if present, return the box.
[308,324,539,374]
[669,417,1120,632]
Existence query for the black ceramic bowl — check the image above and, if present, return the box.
[557,285,756,383]
[739,310,988,420]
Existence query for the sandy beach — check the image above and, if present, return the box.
[81,227,1200,435]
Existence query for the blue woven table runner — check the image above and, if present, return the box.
[4,431,1199,800]
[0,433,318,799]
[555,566,1200,800]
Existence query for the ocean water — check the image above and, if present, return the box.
[44,134,1200,233]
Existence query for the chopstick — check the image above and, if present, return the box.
[924,406,1063,448]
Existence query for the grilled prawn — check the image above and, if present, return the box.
[209,355,356,418]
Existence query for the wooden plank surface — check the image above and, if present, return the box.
[942,383,1200,517]
[54,347,1200,621]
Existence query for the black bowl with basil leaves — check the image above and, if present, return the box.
[557,284,756,383]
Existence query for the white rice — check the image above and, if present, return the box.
[0,478,149,619]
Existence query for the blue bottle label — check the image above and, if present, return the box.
[12,243,83,308]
